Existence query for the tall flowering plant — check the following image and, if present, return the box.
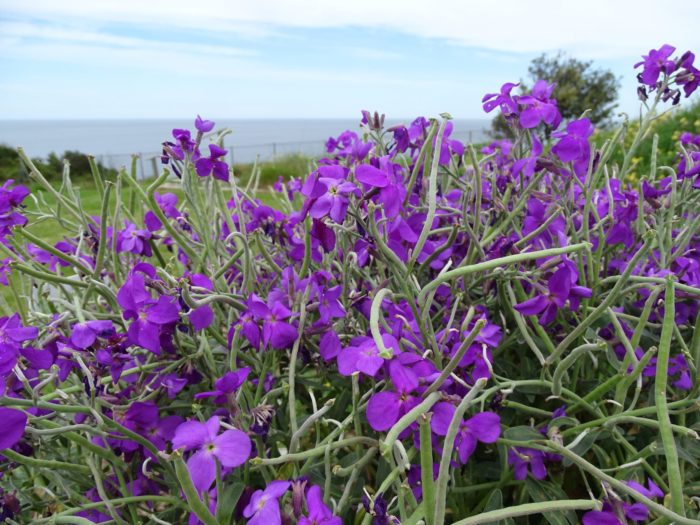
[0,44,699,525]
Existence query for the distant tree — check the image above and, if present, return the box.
[490,52,620,138]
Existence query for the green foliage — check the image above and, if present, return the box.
[528,52,620,126]
[0,144,25,181]
[0,144,118,182]
[596,97,700,182]
[234,153,313,187]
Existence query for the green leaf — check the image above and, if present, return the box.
[504,426,543,442]
[525,478,578,525]
[479,489,516,525]
[216,482,245,525]
[550,416,580,429]
[563,430,601,467]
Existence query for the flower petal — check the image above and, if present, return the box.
[366,391,401,431]
[213,429,252,468]
[186,450,216,493]
[0,407,27,449]
[355,165,389,188]
[172,420,209,450]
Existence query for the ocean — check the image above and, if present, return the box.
[0,118,490,177]
[0,119,489,162]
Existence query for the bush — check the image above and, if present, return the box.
[0,45,698,525]
[0,145,119,183]
[490,52,620,138]
[596,98,700,182]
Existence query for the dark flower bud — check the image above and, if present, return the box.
[0,490,20,521]
[250,404,275,437]
[290,477,308,518]
[637,86,648,102]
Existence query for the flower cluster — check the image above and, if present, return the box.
[0,45,698,525]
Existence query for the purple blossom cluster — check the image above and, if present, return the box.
[0,44,698,525]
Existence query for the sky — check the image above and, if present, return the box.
[0,0,699,120]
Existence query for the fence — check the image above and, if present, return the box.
[89,129,489,180]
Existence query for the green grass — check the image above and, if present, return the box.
[14,152,313,243]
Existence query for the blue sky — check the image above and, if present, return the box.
[0,0,698,120]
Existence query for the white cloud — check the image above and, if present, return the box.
[0,0,698,58]
[0,21,256,58]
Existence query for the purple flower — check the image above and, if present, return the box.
[243,480,290,525]
[117,220,153,256]
[634,44,677,86]
[583,479,663,525]
[195,144,229,182]
[172,416,251,493]
[0,407,27,450]
[307,176,358,224]
[117,268,181,354]
[521,198,567,247]
[366,358,422,431]
[299,485,341,525]
[171,129,196,160]
[512,137,543,179]
[70,320,114,349]
[301,165,359,224]
[325,130,372,162]
[240,295,298,350]
[186,274,216,331]
[337,334,399,377]
[319,330,341,361]
[195,115,215,133]
[514,265,592,325]
[677,52,700,97]
[482,82,519,116]
[123,401,183,453]
[194,368,251,404]
[0,314,39,351]
[644,354,692,390]
[0,180,30,238]
[552,118,594,178]
[508,447,559,480]
[0,314,39,385]
[145,192,181,231]
[355,163,404,219]
[314,285,345,325]
[431,404,501,464]
[517,80,561,129]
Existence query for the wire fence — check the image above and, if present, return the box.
[90,129,489,179]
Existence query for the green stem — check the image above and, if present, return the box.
[433,378,487,525]
[173,455,219,525]
[409,117,448,268]
[423,319,486,397]
[381,392,441,457]
[1,449,91,474]
[418,243,589,306]
[546,234,652,365]
[419,414,436,525]
[551,343,605,396]
[545,440,697,525]
[655,277,685,516]
[369,288,394,358]
[451,500,601,525]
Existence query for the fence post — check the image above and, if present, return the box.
[150,157,159,180]
[272,142,277,158]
